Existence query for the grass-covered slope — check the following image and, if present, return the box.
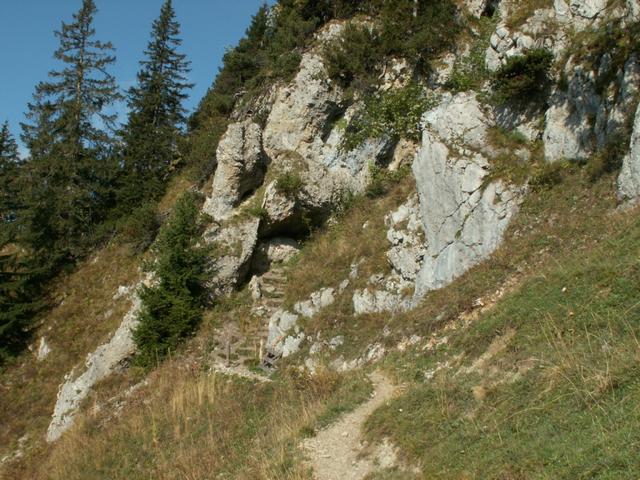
[8,164,637,480]
[367,204,640,478]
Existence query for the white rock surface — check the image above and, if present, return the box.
[294,288,336,318]
[202,121,265,220]
[618,103,640,205]
[413,93,521,298]
[204,217,260,294]
[252,237,300,274]
[36,337,51,361]
[47,282,147,442]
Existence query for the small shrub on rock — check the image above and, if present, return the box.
[343,83,435,151]
[492,49,554,103]
[276,172,304,197]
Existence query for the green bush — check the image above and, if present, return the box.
[118,203,161,253]
[446,17,496,92]
[133,193,212,367]
[245,204,269,220]
[343,83,435,151]
[492,48,554,102]
[323,0,461,91]
[323,24,383,91]
[366,163,410,198]
[587,133,629,181]
[276,172,304,197]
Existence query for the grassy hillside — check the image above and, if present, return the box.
[3,162,636,479]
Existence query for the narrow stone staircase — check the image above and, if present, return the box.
[208,266,289,378]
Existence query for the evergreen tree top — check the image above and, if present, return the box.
[127,0,193,128]
[0,121,19,164]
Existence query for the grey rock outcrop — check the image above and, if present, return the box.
[259,180,304,237]
[353,274,413,315]
[618,103,640,205]
[204,217,260,294]
[202,120,265,221]
[47,282,148,442]
[36,337,51,361]
[544,54,640,162]
[266,309,303,358]
[413,93,522,298]
[386,195,427,282]
[352,196,426,315]
[251,237,300,274]
[263,32,394,211]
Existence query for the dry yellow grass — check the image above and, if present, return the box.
[0,244,140,478]
[284,177,415,306]
[32,359,368,480]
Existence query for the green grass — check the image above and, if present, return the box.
[364,204,640,478]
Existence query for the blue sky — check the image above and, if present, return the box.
[0,0,273,154]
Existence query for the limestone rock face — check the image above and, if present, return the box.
[423,92,490,150]
[263,52,342,163]
[544,55,640,162]
[263,44,393,211]
[618,103,640,205]
[202,121,265,221]
[386,195,427,282]
[413,93,521,298]
[251,237,300,274]
[204,217,260,294]
[47,281,148,442]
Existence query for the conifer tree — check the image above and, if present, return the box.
[0,122,38,361]
[20,0,119,266]
[0,122,21,232]
[133,192,211,367]
[0,249,40,362]
[118,0,192,208]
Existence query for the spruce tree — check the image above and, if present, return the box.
[20,0,119,266]
[0,122,21,232]
[118,0,192,209]
[0,250,40,362]
[0,122,38,361]
[133,192,211,367]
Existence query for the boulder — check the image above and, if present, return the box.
[259,181,305,237]
[202,120,265,221]
[204,217,260,294]
[36,337,51,361]
[294,287,336,318]
[266,309,301,357]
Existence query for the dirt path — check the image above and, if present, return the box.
[302,371,398,480]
